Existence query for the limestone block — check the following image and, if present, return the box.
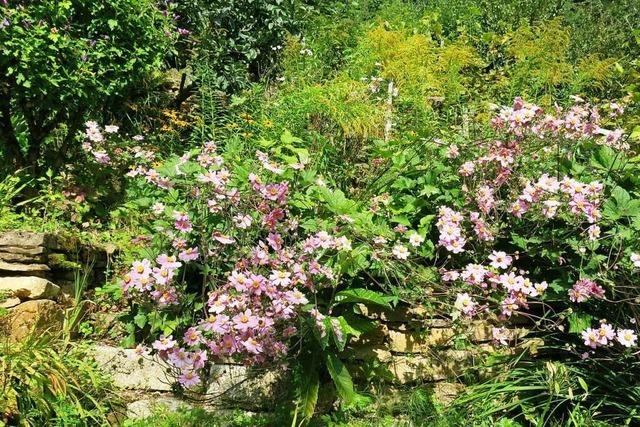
[0,297,21,308]
[0,261,50,277]
[387,350,472,384]
[1,299,64,342]
[92,345,173,391]
[387,329,455,353]
[206,364,286,410]
[0,276,60,300]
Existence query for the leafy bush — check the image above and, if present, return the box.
[170,0,318,93]
[0,0,173,174]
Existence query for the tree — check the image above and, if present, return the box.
[0,0,173,174]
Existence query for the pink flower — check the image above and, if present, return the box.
[212,231,235,245]
[501,296,519,317]
[270,270,291,287]
[285,289,309,305]
[178,370,201,388]
[587,224,600,241]
[582,328,600,349]
[233,309,259,332]
[190,350,208,369]
[444,237,466,254]
[93,151,111,164]
[499,272,523,292]
[152,335,176,351]
[178,247,199,262]
[248,274,267,295]
[569,279,604,303]
[201,314,229,334]
[229,270,249,292]
[183,327,203,346]
[408,233,424,247]
[488,251,512,270]
[242,337,263,354]
[233,214,253,229]
[173,213,193,233]
[492,327,509,346]
[168,348,191,368]
[392,244,409,260]
[454,293,476,316]
[596,322,615,346]
[441,270,460,282]
[156,254,181,270]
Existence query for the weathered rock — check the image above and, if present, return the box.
[126,396,191,420]
[430,382,465,406]
[387,329,455,353]
[0,246,46,256]
[0,231,54,248]
[0,261,50,277]
[0,251,46,263]
[343,343,392,362]
[0,297,21,309]
[1,299,64,341]
[93,345,173,391]
[0,276,60,300]
[206,364,286,410]
[387,350,473,384]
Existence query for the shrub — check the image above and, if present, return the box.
[0,0,173,175]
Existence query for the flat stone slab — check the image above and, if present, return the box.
[0,231,53,248]
[93,345,173,392]
[0,276,60,300]
[0,261,50,277]
[0,297,21,308]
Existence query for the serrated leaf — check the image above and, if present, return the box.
[326,353,356,405]
[333,288,392,309]
[133,313,147,329]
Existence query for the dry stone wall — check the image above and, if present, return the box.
[0,230,539,418]
[0,230,112,341]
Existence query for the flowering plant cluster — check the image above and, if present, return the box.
[112,142,364,387]
[425,97,640,354]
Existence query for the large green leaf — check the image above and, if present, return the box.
[333,288,392,309]
[296,355,320,422]
[325,353,357,405]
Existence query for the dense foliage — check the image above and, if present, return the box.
[1,0,640,426]
[0,0,173,175]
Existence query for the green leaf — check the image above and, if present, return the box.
[325,353,356,405]
[591,146,621,171]
[333,288,392,309]
[577,376,589,393]
[297,354,320,422]
[133,313,147,329]
[567,312,594,333]
[107,19,118,30]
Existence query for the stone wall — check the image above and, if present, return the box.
[0,230,113,341]
[95,304,537,420]
[0,230,538,419]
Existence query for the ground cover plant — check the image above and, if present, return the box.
[1,0,640,426]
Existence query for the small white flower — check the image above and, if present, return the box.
[408,233,424,247]
[617,329,638,347]
[392,244,409,260]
